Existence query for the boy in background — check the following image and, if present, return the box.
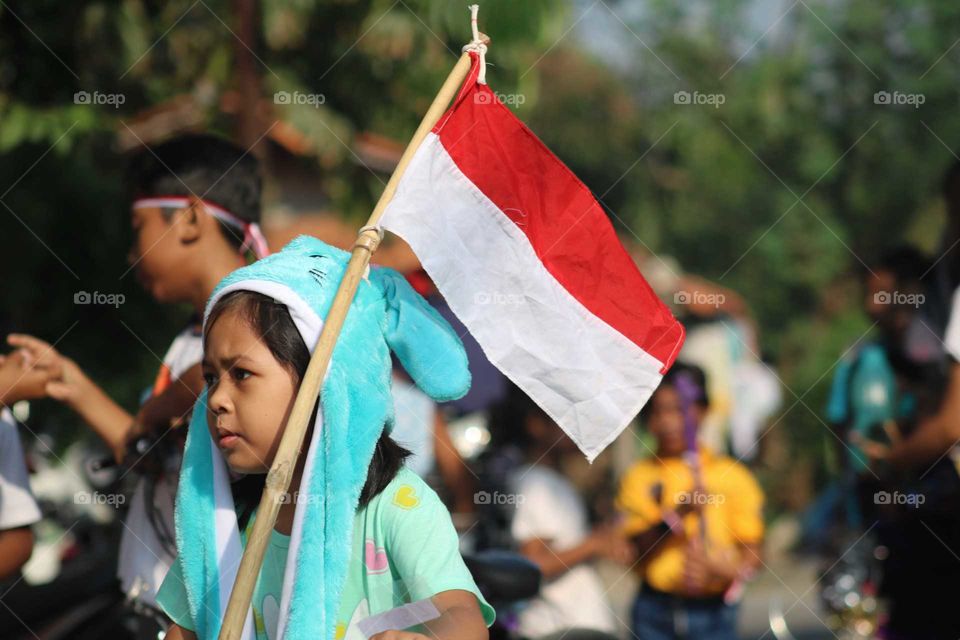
[503,388,629,637]
[7,133,268,610]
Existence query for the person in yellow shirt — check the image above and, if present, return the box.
[618,363,764,640]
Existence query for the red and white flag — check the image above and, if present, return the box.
[381,53,685,461]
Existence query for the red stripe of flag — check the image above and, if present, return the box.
[432,55,684,371]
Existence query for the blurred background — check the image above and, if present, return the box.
[4,1,960,639]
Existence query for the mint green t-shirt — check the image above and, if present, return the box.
[157,468,495,639]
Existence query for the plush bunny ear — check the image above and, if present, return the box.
[370,267,471,401]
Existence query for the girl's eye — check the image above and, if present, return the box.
[232,368,252,382]
[202,372,217,387]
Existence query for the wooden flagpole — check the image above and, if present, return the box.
[217,21,486,640]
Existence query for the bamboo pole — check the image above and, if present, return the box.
[218,41,482,640]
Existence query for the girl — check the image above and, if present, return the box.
[156,236,494,640]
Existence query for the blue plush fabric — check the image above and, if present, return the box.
[174,235,471,639]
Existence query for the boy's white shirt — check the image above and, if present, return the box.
[0,408,42,530]
[509,464,617,637]
[118,325,203,607]
[944,286,960,362]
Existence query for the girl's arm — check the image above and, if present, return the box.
[887,361,960,468]
[370,589,488,640]
[164,623,197,640]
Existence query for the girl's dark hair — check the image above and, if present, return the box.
[205,290,410,528]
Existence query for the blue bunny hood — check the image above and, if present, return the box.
[203,235,472,406]
[175,235,471,639]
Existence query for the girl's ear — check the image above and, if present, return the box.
[369,267,471,401]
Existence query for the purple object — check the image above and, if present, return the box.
[431,295,508,415]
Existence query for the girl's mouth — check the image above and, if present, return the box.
[216,427,241,449]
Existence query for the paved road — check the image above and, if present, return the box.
[739,555,837,640]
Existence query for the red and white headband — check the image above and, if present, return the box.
[132,196,270,259]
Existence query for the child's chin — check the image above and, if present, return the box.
[224,453,267,475]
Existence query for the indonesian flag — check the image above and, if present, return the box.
[381,53,685,461]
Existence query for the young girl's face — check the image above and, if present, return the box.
[202,305,299,473]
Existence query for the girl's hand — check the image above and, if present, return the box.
[369,632,430,640]
[683,536,738,596]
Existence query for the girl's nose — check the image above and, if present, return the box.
[207,381,232,415]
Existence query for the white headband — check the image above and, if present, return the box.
[133,196,270,259]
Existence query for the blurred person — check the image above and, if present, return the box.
[878,161,960,468]
[390,367,477,515]
[6,133,268,611]
[830,247,942,480]
[618,363,763,640]
[497,386,626,637]
[851,248,960,639]
[927,158,960,336]
[0,351,47,580]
